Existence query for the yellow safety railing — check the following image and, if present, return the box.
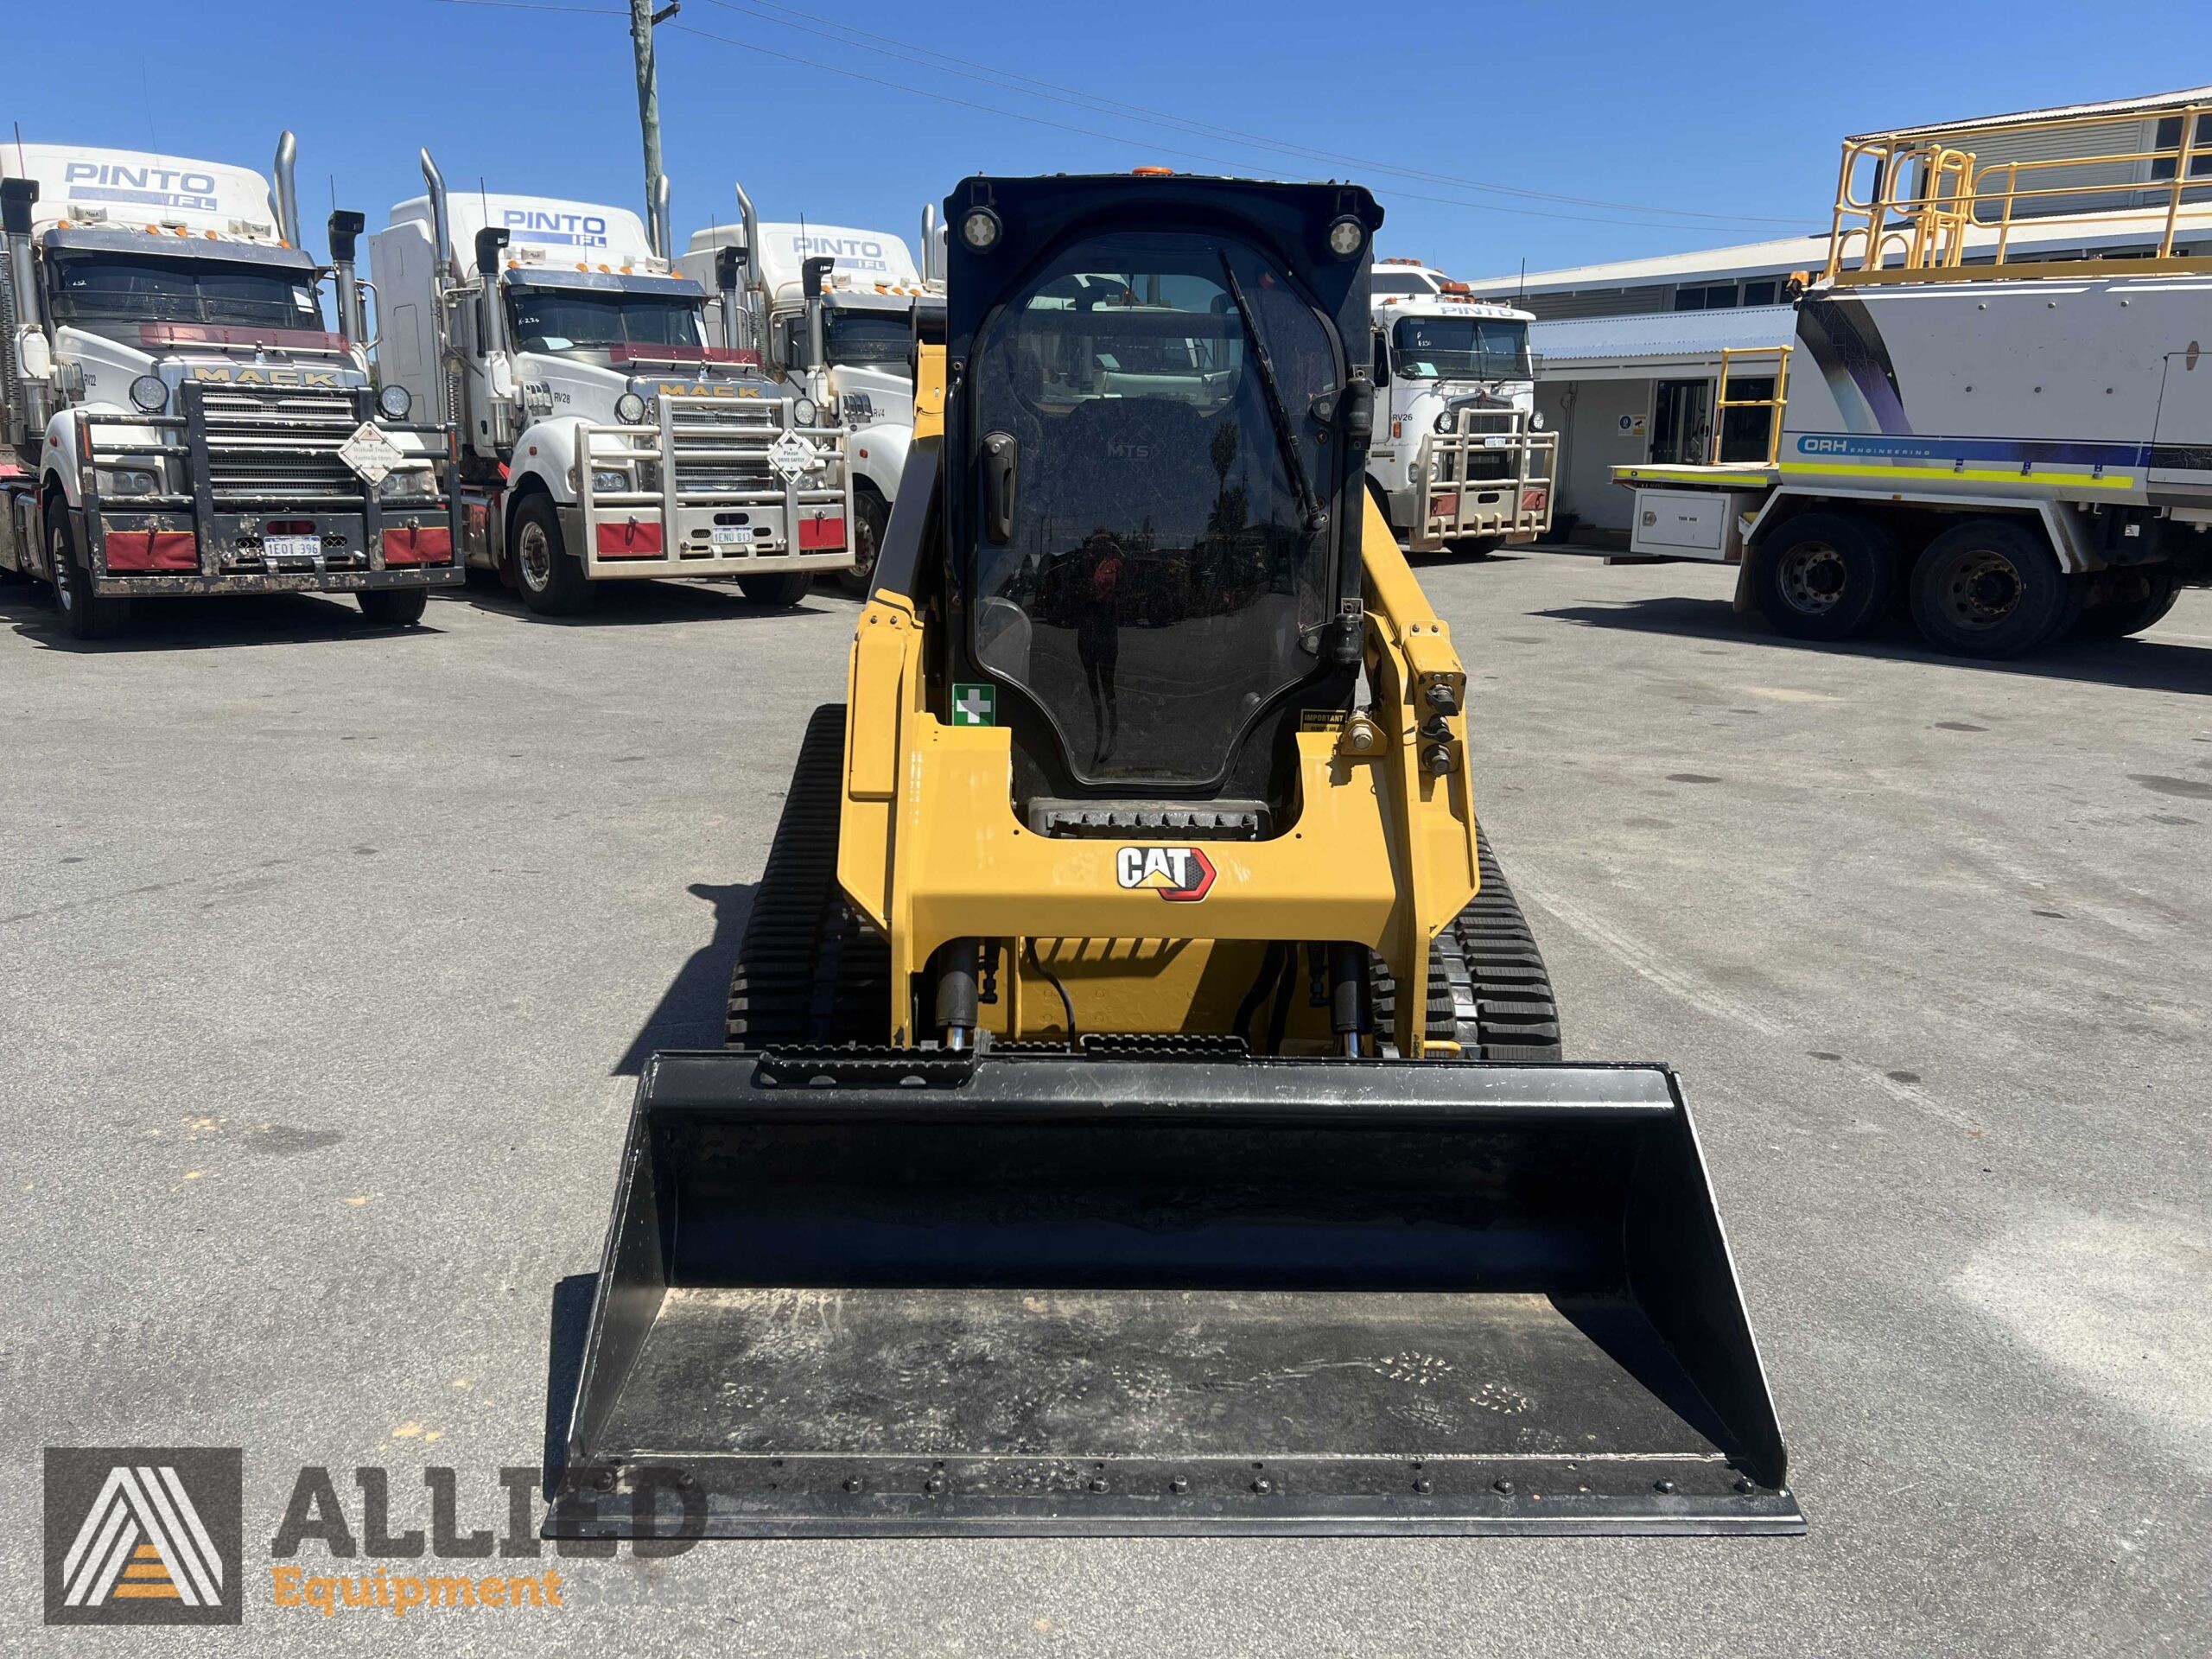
[1821,102,2212,284]
[1710,345,1792,467]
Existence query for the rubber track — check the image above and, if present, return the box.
[1371,838,1562,1061]
[726,704,893,1047]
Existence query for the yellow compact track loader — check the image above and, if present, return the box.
[556,174,1798,1538]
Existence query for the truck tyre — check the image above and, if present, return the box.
[739,571,812,607]
[1910,517,2072,658]
[1748,511,1896,640]
[1446,535,1503,560]
[48,512,128,642]
[358,588,429,627]
[837,482,889,597]
[512,495,594,616]
[2073,567,2180,639]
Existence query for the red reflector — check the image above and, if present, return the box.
[596,520,664,557]
[1430,493,1459,519]
[798,514,846,551]
[1521,488,1549,514]
[104,530,198,571]
[382,525,454,566]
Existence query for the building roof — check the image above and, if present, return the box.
[1465,200,2212,298]
[1530,305,1796,375]
[1858,85,2212,143]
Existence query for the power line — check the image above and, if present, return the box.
[429,0,1819,234]
[702,0,1809,228]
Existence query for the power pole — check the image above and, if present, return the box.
[628,1,680,218]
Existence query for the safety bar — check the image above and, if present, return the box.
[77,387,461,579]
[576,391,849,541]
[1825,102,2212,283]
[1420,409,1558,541]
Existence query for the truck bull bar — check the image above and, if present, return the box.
[1415,408,1558,551]
[575,391,855,580]
[77,383,462,597]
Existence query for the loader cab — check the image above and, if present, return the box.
[940,175,1382,835]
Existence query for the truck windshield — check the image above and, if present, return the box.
[48,254,322,339]
[1391,315,1530,379]
[823,307,912,370]
[507,285,706,353]
[969,229,1339,788]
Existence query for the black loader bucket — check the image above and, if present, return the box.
[551,1049,1801,1538]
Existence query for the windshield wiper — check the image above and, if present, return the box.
[1217,253,1325,536]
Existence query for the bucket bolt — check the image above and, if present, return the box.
[1421,744,1453,777]
[1493,1478,1515,1496]
[1412,1477,1433,1495]
[1168,1476,1189,1495]
[1422,677,1460,715]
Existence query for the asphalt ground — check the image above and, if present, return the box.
[3,556,2208,1656]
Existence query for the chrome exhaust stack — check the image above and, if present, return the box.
[271,130,302,250]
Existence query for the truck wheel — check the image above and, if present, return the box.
[512,496,594,616]
[2073,568,2180,639]
[49,513,128,641]
[837,483,889,597]
[1748,512,1896,640]
[1446,536,1503,560]
[358,588,429,627]
[739,571,812,607]
[1910,518,2071,658]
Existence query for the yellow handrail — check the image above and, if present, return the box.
[1821,102,2212,284]
[1710,345,1792,467]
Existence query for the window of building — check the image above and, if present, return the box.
[2152,114,2212,181]
[1673,283,1742,311]
[1741,279,1778,307]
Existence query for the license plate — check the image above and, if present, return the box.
[709,526,744,546]
[264,535,321,560]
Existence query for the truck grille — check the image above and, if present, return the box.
[199,387,363,505]
[670,403,781,498]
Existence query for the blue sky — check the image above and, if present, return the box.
[16,0,2210,281]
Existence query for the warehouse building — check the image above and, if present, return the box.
[1464,86,2212,542]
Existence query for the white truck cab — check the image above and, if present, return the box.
[683,192,943,593]
[1365,259,1554,556]
[370,155,851,615]
[0,136,460,639]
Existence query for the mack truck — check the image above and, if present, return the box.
[682,192,943,594]
[1366,259,1555,557]
[0,137,461,640]
[368,155,852,616]
[1611,113,2212,658]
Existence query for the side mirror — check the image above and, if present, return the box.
[486,356,516,400]
[16,327,52,382]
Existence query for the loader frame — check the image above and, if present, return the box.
[839,345,1480,1055]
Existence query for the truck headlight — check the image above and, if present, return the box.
[791,396,817,428]
[129,374,168,413]
[376,383,412,422]
[1529,410,1546,431]
[1433,410,1456,435]
[94,467,158,497]
[591,467,631,493]
[376,468,438,502]
[614,392,647,425]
